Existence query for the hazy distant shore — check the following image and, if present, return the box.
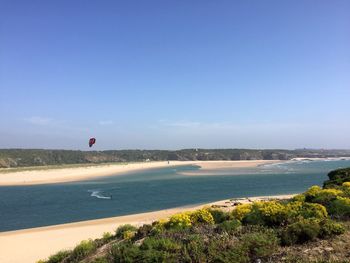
[0,193,296,263]
[0,160,280,186]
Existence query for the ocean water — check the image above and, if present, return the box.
[0,159,349,232]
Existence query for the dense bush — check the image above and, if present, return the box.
[69,239,96,262]
[243,201,287,226]
[110,241,140,262]
[207,237,248,263]
[328,196,350,218]
[304,186,343,206]
[46,250,71,263]
[319,219,345,238]
[208,208,231,224]
[281,218,321,245]
[166,213,192,229]
[323,167,350,188]
[115,224,138,240]
[240,229,279,260]
[189,209,215,225]
[232,203,252,221]
[182,234,206,262]
[217,219,242,234]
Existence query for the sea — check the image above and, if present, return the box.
[0,159,349,232]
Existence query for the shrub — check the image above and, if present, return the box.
[102,232,113,242]
[115,224,138,240]
[166,213,192,229]
[319,219,345,238]
[232,203,252,221]
[243,201,288,226]
[182,234,206,262]
[328,196,350,218]
[208,208,231,224]
[240,229,279,260]
[343,182,350,187]
[304,187,343,206]
[281,218,320,245]
[299,202,328,219]
[324,167,350,188]
[46,250,71,263]
[292,194,306,202]
[140,237,181,253]
[91,257,109,263]
[70,239,96,261]
[218,219,242,234]
[189,209,215,225]
[207,237,249,263]
[304,185,322,201]
[135,224,153,239]
[110,242,140,263]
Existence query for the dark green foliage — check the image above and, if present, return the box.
[217,219,242,234]
[323,168,350,188]
[139,237,181,262]
[281,219,321,245]
[207,237,249,263]
[46,250,71,263]
[208,208,231,224]
[140,237,181,253]
[328,197,350,218]
[181,234,206,262]
[240,229,279,260]
[319,219,345,238]
[115,224,138,239]
[134,224,153,239]
[69,239,96,262]
[110,242,140,263]
[91,257,109,263]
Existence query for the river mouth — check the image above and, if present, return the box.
[0,159,349,232]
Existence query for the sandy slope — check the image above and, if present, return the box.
[0,194,295,263]
[0,160,279,186]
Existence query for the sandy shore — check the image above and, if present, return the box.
[0,160,280,186]
[0,194,295,263]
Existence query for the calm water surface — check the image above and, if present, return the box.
[0,159,349,232]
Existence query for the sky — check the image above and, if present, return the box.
[1,1,350,150]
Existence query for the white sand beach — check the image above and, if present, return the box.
[0,160,280,186]
[0,194,295,263]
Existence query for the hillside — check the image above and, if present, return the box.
[38,167,350,263]
[1,149,350,168]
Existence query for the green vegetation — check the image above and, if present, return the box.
[39,167,350,262]
[1,148,350,168]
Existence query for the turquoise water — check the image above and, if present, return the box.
[0,159,349,232]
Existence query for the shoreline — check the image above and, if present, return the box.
[0,193,296,263]
[0,160,280,186]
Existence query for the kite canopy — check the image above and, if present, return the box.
[89,138,96,147]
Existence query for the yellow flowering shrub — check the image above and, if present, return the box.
[342,182,350,187]
[304,185,322,200]
[303,185,343,206]
[300,202,328,219]
[167,212,192,229]
[245,201,288,226]
[190,209,215,225]
[232,203,252,221]
[292,194,306,202]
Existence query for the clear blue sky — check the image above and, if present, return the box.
[1,1,349,150]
